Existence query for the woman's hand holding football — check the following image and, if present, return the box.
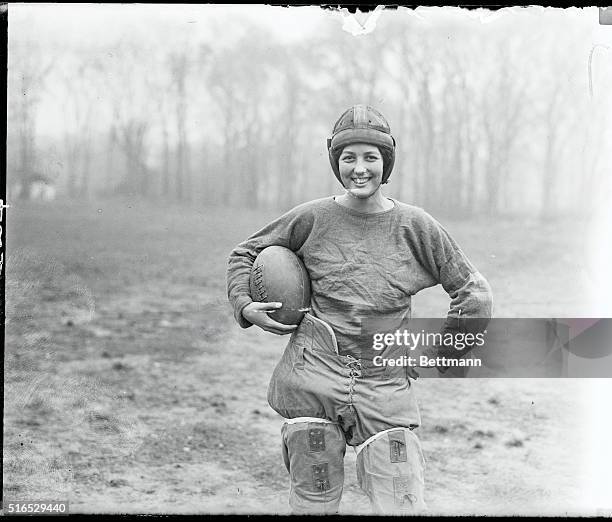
[242,302,298,335]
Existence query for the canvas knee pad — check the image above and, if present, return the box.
[356,427,426,514]
[281,418,346,515]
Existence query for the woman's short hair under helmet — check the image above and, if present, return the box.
[327,105,396,186]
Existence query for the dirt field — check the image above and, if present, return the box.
[3,198,599,515]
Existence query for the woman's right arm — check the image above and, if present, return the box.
[226,203,315,333]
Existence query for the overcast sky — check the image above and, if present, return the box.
[8,4,331,45]
[10,4,609,45]
[7,5,611,138]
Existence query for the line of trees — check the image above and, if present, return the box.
[7,7,611,218]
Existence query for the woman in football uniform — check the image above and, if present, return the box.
[226,105,493,514]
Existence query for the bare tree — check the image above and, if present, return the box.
[8,38,55,199]
[206,26,274,208]
[480,40,531,216]
[104,39,153,197]
[168,51,191,202]
[59,57,104,199]
[535,23,592,220]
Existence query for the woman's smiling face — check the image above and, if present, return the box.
[338,143,384,199]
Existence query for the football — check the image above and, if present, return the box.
[249,246,311,325]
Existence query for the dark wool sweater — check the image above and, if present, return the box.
[227,197,493,357]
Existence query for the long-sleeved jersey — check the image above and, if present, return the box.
[227,197,492,357]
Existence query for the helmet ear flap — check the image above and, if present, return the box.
[381,147,395,184]
[328,144,345,187]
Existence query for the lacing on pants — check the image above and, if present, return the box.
[345,355,362,409]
